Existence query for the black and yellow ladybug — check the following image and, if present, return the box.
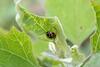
[46,31,56,39]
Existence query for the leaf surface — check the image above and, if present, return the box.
[45,0,96,44]
[0,28,39,67]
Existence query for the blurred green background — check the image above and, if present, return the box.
[0,0,44,30]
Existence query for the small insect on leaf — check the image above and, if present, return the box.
[46,31,56,39]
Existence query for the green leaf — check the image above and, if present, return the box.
[0,28,39,67]
[91,0,100,53]
[83,53,100,67]
[45,0,96,45]
[91,31,100,53]
[15,2,70,58]
[92,0,100,32]
[16,5,63,41]
[86,2,100,67]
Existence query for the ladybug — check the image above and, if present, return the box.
[46,31,56,39]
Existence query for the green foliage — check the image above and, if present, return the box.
[91,0,100,53]
[92,0,100,32]
[15,2,70,58]
[0,28,39,67]
[0,0,100,67]
[82,0,100,66]
[91,0,100,56]
[91,31,100,53]
[45,0,96,45]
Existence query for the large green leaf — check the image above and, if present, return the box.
[15,1,70,58]
[0,28,39,67]
[45,0,96,45]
